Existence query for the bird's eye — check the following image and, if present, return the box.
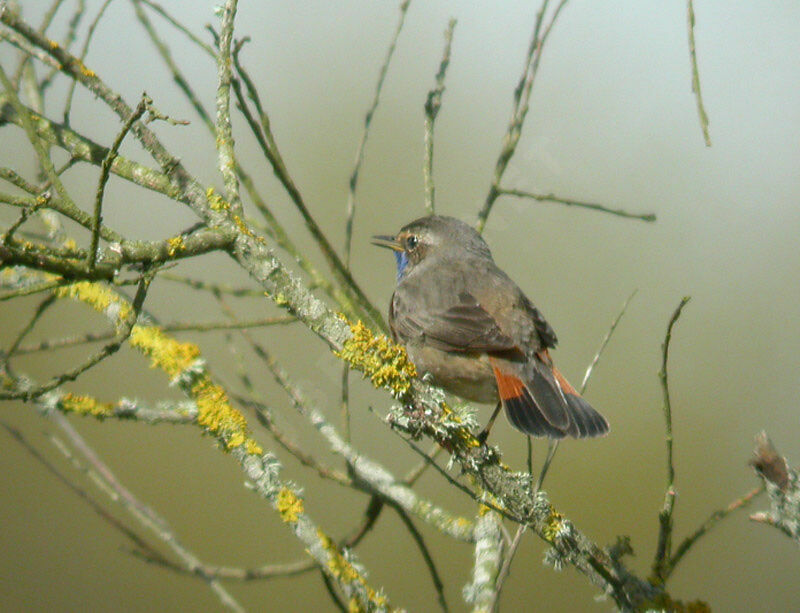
[406,235,418,250]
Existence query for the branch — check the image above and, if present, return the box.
[423,18,456,215]
[652,296,691,582]
[749,432,800,545]
[214,0,243,215]
[89,94,149,271]
[463,511,504,612]
[344,0,411,266]
[496,188,656,223]
[48,412,245,612]
[687,0,711,146]
[476,0,570,232]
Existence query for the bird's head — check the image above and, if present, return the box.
[372,215,491,280]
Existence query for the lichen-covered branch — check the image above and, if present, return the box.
[463,510,504,612]
[23,280,396,612]
[750,432,800,545]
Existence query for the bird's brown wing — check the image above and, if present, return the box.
[520,294,558,349]
[391,290,521,355]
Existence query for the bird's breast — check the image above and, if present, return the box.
[405,343,498,404]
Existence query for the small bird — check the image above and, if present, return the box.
[373,215,609,441]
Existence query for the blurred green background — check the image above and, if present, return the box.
[1,1,798,611]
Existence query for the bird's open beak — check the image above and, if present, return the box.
[371,235,403,251]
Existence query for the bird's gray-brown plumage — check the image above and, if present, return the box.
[373,215,609,439]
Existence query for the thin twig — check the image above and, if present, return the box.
[49,413,245,612]
[89,95,149,271]
[136,0,217,58]
[669,485,764,573]
[39,0,87,93]
[476,0,570,233]
[423,18,456,215]
[228,43,388,332]
[497,189,656,223]
[536,289,636,491]
[0,276,151,401]
[0,63,120,244]
[1,294,56,370]
[319,568,349,613]
[535,439,559,493]
[344,0,411,266]
[389,502,450,613]
[230,48,386,331]
[244,398,352,487]
[687,0,711,147]
[62,0,113,125]
[489,437,534,613]
[652,296,691,581]
[214,0,243,216]
[402,443,443,486]
[0,420,174,571]
[581,289,638,393]
[488,524,527,612]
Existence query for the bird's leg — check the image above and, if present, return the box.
[476,402,503,445]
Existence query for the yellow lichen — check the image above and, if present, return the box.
[48,282,263,456]
[60,393,113,418]
[276,487,304,523]
[206,187,228,211]
[54,281,132,323]
[336,321,417,396]
[128,324,261,454]
[129,325,200,378]
[166,236,185,257]
[317,528,388,609]
[543,505,565,542]
[192,377,261,452]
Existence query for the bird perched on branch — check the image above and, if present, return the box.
[373,215,608,442]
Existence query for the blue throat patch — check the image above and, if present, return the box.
[394,251,409,280]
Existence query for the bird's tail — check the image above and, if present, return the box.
[490,356,609,439]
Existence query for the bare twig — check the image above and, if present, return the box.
[89,95,149,271]
[687,0,711,146]
[1,294,56,370]
[49,413,245,612]
[669,485,764,572]
[0,420,175,572]
[214,0,243,216]
[230,46,387,331]
[136,0,217,58]
[344,0,411,266]
[62,0,113,124]
[476,0,570,233]
[389,502,450,613]
[488,524,526,612]
[581,289,638,393]
[652,296,691,581]
[423,18,456,215]
[497,189,656,223]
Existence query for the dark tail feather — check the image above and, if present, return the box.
[563,393,609,438]
[492,359,609,439]
[504,387,567,438]
[552,366,610,438]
